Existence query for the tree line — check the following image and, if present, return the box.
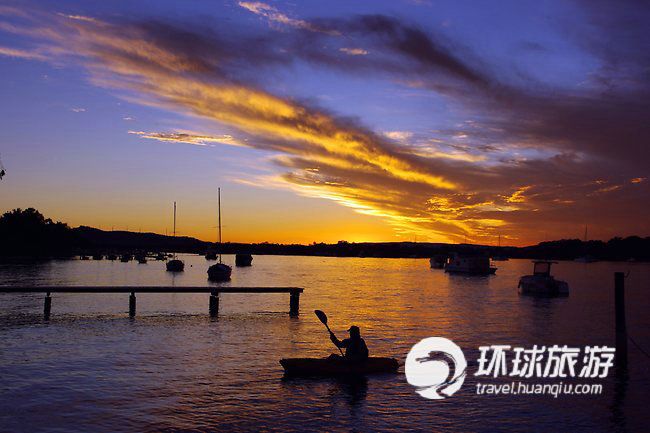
[1,208,649,261]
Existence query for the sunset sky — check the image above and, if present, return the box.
[0,0,648,245]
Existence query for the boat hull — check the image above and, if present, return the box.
[518,275,569,296]
[235,254,253,267]
[445,266,497,275]
[166,259,184,272]
[444,253,497,275]
[429,256,446,269]
[574,256,598,263]
[207,263,232,281]
[280,357,399,377]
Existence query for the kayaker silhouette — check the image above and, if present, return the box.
[279,311,399,376]
[329,325,369,362]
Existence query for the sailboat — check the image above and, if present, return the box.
[492,235,509,261]
[166,201,185,272]
[574,224,597,263]
[207,188,232,281]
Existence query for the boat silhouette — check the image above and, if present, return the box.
[166,201,184,272]
[207,188,231,281]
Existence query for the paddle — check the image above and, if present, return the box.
[315,310,344,356]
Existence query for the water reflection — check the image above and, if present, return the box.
[282,375,369,407]
[0,256,648,432]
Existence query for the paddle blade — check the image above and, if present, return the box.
[314,309,328,325]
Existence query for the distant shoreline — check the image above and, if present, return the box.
[1,253,648,264]
[66,226,650,262]
[2,209,649,262]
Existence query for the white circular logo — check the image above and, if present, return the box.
[405,337,467,399]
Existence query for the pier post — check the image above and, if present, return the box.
[44,292,52,320]
[289,290,300,317]
[614,272,627,366]
[209,290,219,317]
[129,292,136,317]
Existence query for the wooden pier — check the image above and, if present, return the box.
[0,286,304,319]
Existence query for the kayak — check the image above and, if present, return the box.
[280,357,399,377]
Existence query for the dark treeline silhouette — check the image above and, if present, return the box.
[0,208,209,258]
[1,208,649,261]
[515,238,650,262]
[75,226,208,253]
[214,239,650,261]
[0,208,79,257]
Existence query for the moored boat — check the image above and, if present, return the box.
[444,253,496,275]
[429,254,446,269]
[208,262,232,281]
[205,250,217,260]
[235,253,253,267]
[574,224,597,262]
[166,258,184,272]
[165,202,184,272]
[492,235,509,261]
[280,357,399,377]
[518,261,569,296]
[207,188,232,281]
[120,254,132,262]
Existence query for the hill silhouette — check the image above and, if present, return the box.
[1,208,649,261]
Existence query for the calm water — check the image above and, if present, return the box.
[1,256,649,432]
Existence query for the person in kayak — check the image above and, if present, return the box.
[329,325,369,362]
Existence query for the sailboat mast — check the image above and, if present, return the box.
[172,201,177,260]
[584,224,588,242]
[218,188,222,263]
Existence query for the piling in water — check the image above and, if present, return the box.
[290,291,300,317]
[43,292,51,320]
[129,292,136,317]
[614,272,627,367]
[209,290,219,317]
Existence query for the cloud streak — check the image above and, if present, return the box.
[129,131,246,147]
[0,45,46,60]
[238,2,322,32]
